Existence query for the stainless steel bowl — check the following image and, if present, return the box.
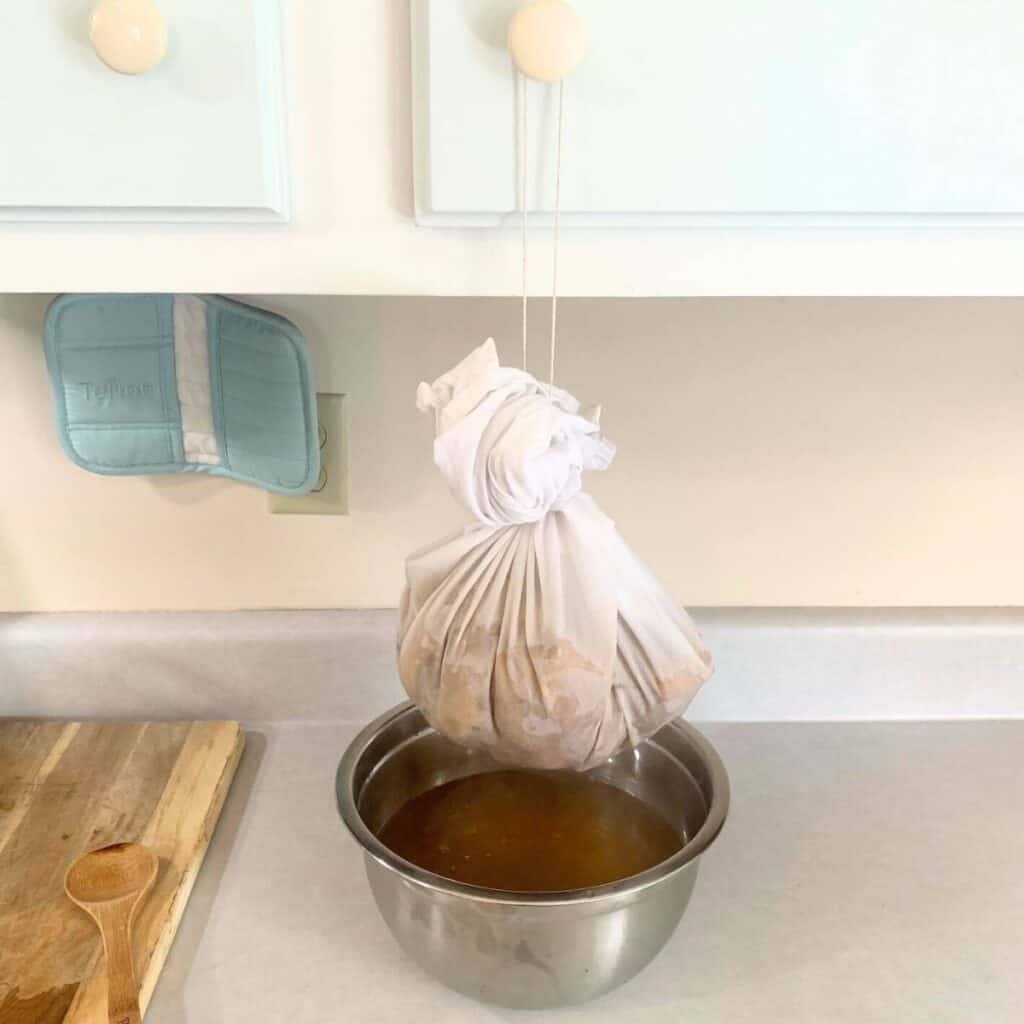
[336,702,729,1009]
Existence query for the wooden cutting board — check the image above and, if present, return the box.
[0,720,244,1024]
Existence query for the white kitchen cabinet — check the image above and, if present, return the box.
[0,0,287,223]
[416,1,1024,229]
[2,1,1024,296]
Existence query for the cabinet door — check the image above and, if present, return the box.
[0,0,287,222]
[415,0,1024,227]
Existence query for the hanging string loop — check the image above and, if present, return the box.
[519,74,565,387]
[520,72,529,371]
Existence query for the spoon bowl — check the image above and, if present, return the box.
[65,842,158,904]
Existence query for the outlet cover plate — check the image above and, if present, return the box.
[268,394,348,516]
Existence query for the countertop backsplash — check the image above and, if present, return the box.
[3,607,1023,725]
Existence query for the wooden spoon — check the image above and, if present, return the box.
[64,842,158,1024]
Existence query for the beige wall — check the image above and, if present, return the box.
[2,294,1023,611]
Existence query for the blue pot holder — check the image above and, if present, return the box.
[44,294,319,494]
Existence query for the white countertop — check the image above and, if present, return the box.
[145,719,1023,1023]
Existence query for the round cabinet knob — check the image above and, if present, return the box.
[508,0,586,83]
[89,0,168,75]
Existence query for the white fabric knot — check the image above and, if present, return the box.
[417,338,615,526]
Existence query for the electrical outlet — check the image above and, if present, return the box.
[268,393,348,515]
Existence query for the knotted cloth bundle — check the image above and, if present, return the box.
[399,339,713,771]
[44,294,319,494]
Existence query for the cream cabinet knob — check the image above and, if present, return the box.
[89,0,168,75]
[508,0,585,83]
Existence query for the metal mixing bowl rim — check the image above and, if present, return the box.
[336,701,730,907]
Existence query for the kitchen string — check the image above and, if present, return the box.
[519,73,565,385]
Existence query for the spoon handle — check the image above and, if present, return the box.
[96,905,143,1024]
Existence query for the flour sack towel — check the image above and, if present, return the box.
[398,339,713,771]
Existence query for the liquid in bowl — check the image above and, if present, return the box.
[378,768,685,891]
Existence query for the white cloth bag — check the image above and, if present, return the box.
[399,339,713,771]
